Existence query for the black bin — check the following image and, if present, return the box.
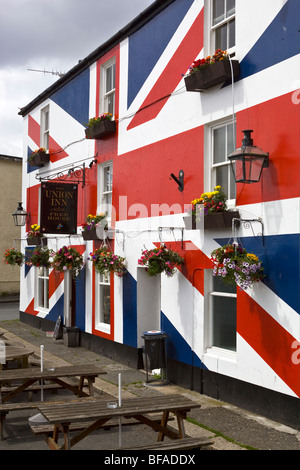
[142,330,168,384]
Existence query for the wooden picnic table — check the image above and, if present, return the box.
[35,394,201,450]
[0,364,106,403]
[0,345,34,370]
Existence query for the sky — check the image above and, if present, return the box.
[0,0,154,158]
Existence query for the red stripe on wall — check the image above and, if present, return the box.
[237,290,300,397]
[154,241,212,296]
[49,270,64,299]
[236,91,300,205]
[127,8,204,130]
[115,126,204,221]
[26,184,40,232]
[28,115,40,147]
[28,115,69,162]
[25,298,39,316]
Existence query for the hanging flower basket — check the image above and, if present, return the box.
[81,213,109,240]
[25,247,53,268]
[184,186,240,229]
[211,243,264,290]
[52,246,84,278]
[138,244,184,277]
[184,49,240,92]
[88,245,126,277]
[27,224,45,245]
[3,248,24,266]
[85,114,116,139]
[29,148,49,167]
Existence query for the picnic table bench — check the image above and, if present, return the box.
[34,394,205,450]
[0,364,106,403]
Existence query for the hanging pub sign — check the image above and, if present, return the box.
[40,182,78,234]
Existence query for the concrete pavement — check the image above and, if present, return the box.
[0,314,299,451]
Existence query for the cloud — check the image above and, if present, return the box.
[0,0,154,156]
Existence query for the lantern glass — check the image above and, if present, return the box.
[233,155,266,184]
[12,202,28,226]
[228,130,269,184]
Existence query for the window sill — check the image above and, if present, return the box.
[204,346,237,363]
[95,322,110,335]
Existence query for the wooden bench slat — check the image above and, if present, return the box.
[30,414,174,435]
[121,437,214,450]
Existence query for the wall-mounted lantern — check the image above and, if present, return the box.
[228,130,269,184]
[12,202,28,227]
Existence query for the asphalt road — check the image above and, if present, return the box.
[0,301,20,321]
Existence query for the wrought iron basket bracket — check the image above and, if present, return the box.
[232,217,264,244]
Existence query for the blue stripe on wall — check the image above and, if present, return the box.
[27,146,39,174]
[239,0,300,80]
[123,272,137,347]
[51,68,90,126]
[127,0,194,108]
[75,268,86,330]
[46,294,64,324]
[215,234,300,315]
[161,312,204,368]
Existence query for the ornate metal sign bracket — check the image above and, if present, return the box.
[35,157,98,188]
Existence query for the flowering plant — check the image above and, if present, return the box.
[86,113,113,128]
[82,213,107,233]
[3,248,24,266]
[190,185,227,218]
[211,243,264,290]
[138,244,184,277]
[88,246,126,277]
[188,49,229,75]
[52,246,84,277]
[27,224,44,239]
[28,147,47,162]
[26,247,53,268]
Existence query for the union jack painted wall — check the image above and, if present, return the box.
[19,0,300,420]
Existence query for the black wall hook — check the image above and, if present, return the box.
[170,170,184,192]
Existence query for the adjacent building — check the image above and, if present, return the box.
[0,154,22,295]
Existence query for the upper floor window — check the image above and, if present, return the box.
[209,119,236,203]
[98,162,113,220]
[100,58,116,117]
[211,0,235,53]
[40,106,49,151]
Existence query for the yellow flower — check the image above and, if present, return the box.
[214,185,221,190]
[247,253,258,262]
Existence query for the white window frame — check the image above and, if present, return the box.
[40,105,49,151]
[204,118,236,206]
[34,266,50,312]
[204,270,237,358]
[95,271,111,334]
[204,0,236,56]
[100,57,116,118]
[98,161,113,221]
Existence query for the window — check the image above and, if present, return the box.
[36,266,49,310]
[211,0,235,53]
[211,120,236,202]
[98,162,113,219]
[95,272,111,332]
[41,106,49,151]
[100,59,116,117]
[208,273,237,351]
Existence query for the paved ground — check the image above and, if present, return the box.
[0,301,299,454]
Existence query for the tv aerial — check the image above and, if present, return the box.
[27,68,65,78]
